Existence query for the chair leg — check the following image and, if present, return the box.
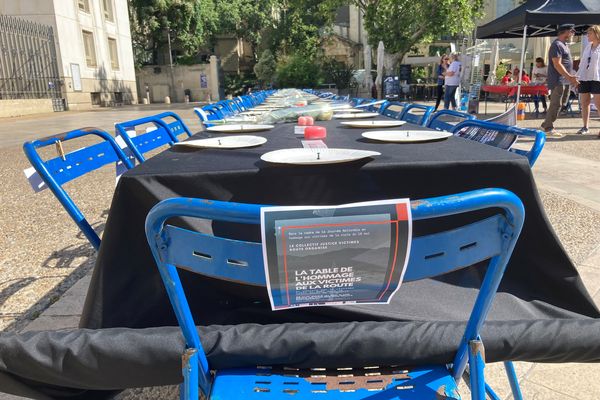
[468,340,486,400]
[504,361,524,400]
[485,383,502,400]
[181,348,199,400]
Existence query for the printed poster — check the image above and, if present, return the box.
[261,200,412,310]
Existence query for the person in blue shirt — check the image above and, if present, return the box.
[434,55,449,112]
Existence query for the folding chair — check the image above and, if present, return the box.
[452,120,546,167]
[379,101,406,118]
[427,110,476,132]
[193,107,221,127]
[399,104,435,126]
[115,112,191,164]
[23,128,134,250]
[145,188,525,399]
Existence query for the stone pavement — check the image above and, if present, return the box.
[1,103,599,399]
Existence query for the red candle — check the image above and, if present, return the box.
[298,116,309,126]
[304,116,314,125]
[304,125,326,140]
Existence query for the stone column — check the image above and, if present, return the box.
[209,56,220,102]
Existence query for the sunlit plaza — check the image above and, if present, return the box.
[1,1,600,399]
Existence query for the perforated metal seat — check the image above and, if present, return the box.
[210,365,459,399]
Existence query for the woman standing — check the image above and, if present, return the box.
[532,57,548,113]
[444,53,461,110]
[434,55,449,111]
[577,25,600,136]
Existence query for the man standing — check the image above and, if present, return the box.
[541,24,579,137]
[444,53,461,110]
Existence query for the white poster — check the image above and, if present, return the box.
[70,63,82,92]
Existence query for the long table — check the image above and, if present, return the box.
[82,114,598,329]
[3,114,599,398]
[481,85,549,114]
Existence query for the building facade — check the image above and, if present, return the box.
[0,0,138,111]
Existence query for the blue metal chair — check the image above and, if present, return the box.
[400,104,435,126]
[379,101,406,118]
[115,112,192,164]
[145,188,525,400]
[452,120,546,167]
[193,107,221,127]
[427,110,476,132]
[23,128,134,250]
[153,111,193,140]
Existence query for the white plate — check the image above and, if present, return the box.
[334,112,379,119]
[261,148,380,165]
[340,120,407,128]
[239,110,265,115]
[362,130,452,143]
[334,109,364,114]
[174,135,267,149]
[206,124,274,133]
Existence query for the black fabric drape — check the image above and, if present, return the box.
[2,118,598,398]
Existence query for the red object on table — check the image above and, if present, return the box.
[298,116,315,126]
[304,125,326,139]
[481,85,548,96]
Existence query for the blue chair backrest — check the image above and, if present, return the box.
[145,188,524,396]
[115,112,191,163]
[452,120,546,167]
[23,128,134,250]
[194,107,221,126]
[379,101,406,118]
[400,104,435,126]
[427,110,476,132]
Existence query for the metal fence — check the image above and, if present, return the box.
[0,14,63,109]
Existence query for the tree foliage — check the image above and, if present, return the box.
[269,0,346,57]
[254,50,277,87]
[354,0,485,68]
[321,58,355,90]
[129,0,219,65]
[216,0,276,55]
[275,53,322,88]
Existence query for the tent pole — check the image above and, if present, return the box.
[516,25,528,119]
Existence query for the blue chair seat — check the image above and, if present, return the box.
[210,365,459,399]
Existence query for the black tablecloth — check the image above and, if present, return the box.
[82,117,599,329]
[2,116,599,399]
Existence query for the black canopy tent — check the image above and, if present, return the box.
[476,0,600,104]
[476,0,600,39]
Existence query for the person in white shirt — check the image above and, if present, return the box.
[532,57,548,113]
[577,25,600,136]
[444,53,461,110]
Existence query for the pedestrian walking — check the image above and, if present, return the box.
[576,25,600,137]
[541,24,579,137]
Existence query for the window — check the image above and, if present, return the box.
[102,0,115,22]
[90,92,101,106]
[78,0,90,13]
[108,38,120,70]
[82,30,97,67]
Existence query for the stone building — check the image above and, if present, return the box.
[0,0,138,111]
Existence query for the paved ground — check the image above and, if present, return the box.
[0,102,599,399]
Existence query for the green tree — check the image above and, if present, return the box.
[254,49,277,87]
[276,53,322,88]
[270,0,346,57]
[129,0,219,66]
[354,0,484,69]
[216,0,276,59]
[321,58,355,90]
